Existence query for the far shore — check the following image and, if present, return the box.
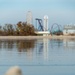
[0,35,75,40]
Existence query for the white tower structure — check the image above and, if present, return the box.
[44,15,48,31]
[26,11,33,25]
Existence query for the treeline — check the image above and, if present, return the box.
[0,22,36,36]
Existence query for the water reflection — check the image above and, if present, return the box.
[50,39,63,48]
[16,40,36,52]
[0,38,75,62]
[63,39,75,49]
[0,40,36,52]
[3,41,14,49]
[43,39,49,60]
[1,39,75,75]
[35,39,49,61]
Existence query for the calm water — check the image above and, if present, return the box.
[1,39,75,75]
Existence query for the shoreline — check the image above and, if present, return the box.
[0,35,75,40]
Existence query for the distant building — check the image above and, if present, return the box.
[35,31,50,36]
[63,25,75,35]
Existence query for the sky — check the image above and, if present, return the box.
[0,0,75,28]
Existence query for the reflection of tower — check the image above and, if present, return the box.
[26,11,33,25]
[27,49,33,60]
[43,38,49,60]
[44,15,48,31]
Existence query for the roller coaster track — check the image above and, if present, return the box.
[50,23,62,35]
[35,18,62,35]
[35,18,44,31]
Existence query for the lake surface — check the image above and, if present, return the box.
[0,38,75,75]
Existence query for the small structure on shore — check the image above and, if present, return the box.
[5,66,22,75]
[35,31,50,36]
[63,25,75,35]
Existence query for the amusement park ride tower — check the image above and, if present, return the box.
[26,11,33,25]
[44,15,48,31]
[35,15,50,36]
[43,15,50,36]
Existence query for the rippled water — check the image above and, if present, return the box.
[1,38,75,75]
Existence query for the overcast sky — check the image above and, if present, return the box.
[0,0,75,27]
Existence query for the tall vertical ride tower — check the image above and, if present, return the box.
[26,11,33,25]
[44,15,48,31]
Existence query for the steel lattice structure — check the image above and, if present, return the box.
[35,18,44,31]
[26,11,33,25]
[50,23,62,35]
